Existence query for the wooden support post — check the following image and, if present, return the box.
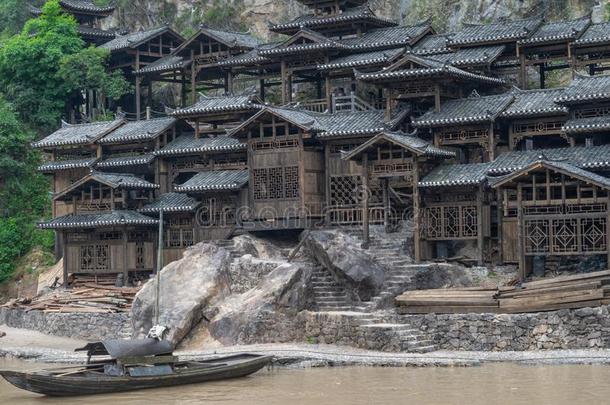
[362,153,370,248]
[281,61,288,104]
[324,143,331,225]
[259,77,265,101]
[325,75,331,112]
[607,196,610,269]
[488,122,495,161]
[477,185,484,265]
[517,183,526,281]
[539,64,546,89]
[413,159,421,262]
[180,69,186,108]
[519,51,527,89]
[434,84,441,112]
[190,59,197,105]
[135,77,142,121]
[61,232,68,289]
[496,189,503,264]
[383,178,389,232]
[122,229,129,287]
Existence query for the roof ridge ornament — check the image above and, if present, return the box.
[469,89,481,98]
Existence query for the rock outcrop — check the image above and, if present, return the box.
[206,262,313,345]
[131,243,232,345]
[306,230,385,301]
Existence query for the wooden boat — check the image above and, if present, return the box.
[0,339,272,396]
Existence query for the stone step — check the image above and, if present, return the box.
[404,344,436,353]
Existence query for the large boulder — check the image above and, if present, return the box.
[306,230,385,300]
[207,262,312,345]
[131,243,232,345]
[232,234,286,260]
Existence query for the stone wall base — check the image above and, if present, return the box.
[0,308,131,341]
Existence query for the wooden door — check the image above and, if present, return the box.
[502,218,518,263]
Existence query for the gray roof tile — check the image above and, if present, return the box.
[259,29,347,56]
[429,45,506,67]
[555,74,610,104]
[98,117,176,144]
[317,48,404,70]
[96,154,156,168]
[216,44,276,67]
[488,144,610,174]
[449,17,542,46]
[156,134,246,156]
[419,163,491,187]
[414,93,514,127]
[412,34,452,55]
[175,170,249,192]
[501,88,567,118]
[575,21,610,46]
[39,211,158,229]
[170,94,262,117]
[563,116,610,135]
[198,27,261,49]
[340,24,432,50]
[140,193,200,213]
[32,119,124,149]
[520,16,590,45]
[84,171,159,189]
[60,0,115,13]
[269,6,396,34]
[342,131,455,161]
[136,55,187,74]
[100,26,182,52]
[38,158,97,172]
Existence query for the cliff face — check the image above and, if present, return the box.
[106,0,604,39]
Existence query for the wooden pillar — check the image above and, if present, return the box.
[316,74,323,99]
[488,122,495,161]
[434,84,441,112]
[191,59,197,105]
[413,159,421,262]
[180,69,187,108]
[135,77,142,121]
[519,51,527,89]
[325,75,332,112]
[362,154,369,248]
[383,178,389,232]
[61,232,69,289]
[607,195,610,269]
[496,189,504,264]
[147,81,153,108]
[476,185,484,265]
[324,143,331,225]
[122,229,129,287]
[517,183,526,280]
[259,77,265,101]
[280,61,288,104]
[539,64,546,89]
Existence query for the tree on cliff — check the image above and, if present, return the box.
[0,0,131,132]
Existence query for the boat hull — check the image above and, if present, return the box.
[1,354,272,397]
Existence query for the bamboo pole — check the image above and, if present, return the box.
[155,210,163,325]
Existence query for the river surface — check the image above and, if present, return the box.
[0,359,608,405]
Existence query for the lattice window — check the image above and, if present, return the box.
[574,106,610,119]
[438,128,489,145]
[462,207,478,237]
[424,207,442,239]
[513,121,564,135]
[524,220,550,254]
[581,218,607,252]
[330,176,360,206]
[135,242,145,269]
[444,207,460,238]
[552,219,579,253]
[251,138,299,151]
[253,166,300,201]
[99,231,122,241]
[68,233,90,243]
[80,244,109,271]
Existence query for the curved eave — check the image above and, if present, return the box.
[269,15,395,34]
[317,127,387,138]
[555,94,610,104]
[414,116,493,127]
[418,178,486,187]
[501,108,568,118]
[154,145,247,156]
[170,105,262,117]
[174,184,243,192]
[38,219,158,230]
[562,123,610,134]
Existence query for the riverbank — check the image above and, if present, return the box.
[3,325,610,368]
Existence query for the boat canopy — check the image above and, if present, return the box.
[76,339,174,359]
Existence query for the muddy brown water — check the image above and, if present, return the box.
[0,358,608,404]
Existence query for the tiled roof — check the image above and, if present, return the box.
[140,193,200,213]
[32,119,124,148]
[199,27,261,49]
[520,16,590,45]
[501,88,567,118]
[414,93,514,127]
[575,21,610,46]
[60,0,115,13]
[95,154,156,168]
[489,159,610,190]
[38,158,97,172]
[342,131,455,161]
[429,45,506,67]
[174,170,249,192]
[135,55,186,74]
[487,144,610,174]
[83,171,159,189]
[216,44,276,67]
[555,74,610,104]
[98,117,176,144]
[39,211,158,230]
[170,94,262,117]
[317,48,404,70]
[229,106,323,137]
[78,25,117,39]
[562,116,610,135]
[100,26,182,52]
[356,61,505,86]
[260,30,348,56]
[411,34,451,55]
[155,134,246,156]
[448,17,542,46]
[269,6,395,34]
[316,110,403,138]
[419,163,491,187]
[341,24,432,50]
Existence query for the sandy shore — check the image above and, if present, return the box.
[3,324,610,367]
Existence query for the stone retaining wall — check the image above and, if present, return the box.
[0,308,131,341]
[404,306,610,351]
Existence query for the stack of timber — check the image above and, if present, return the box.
[1,284,139,313]
[395,270,610,314]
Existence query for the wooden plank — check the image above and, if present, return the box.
[397,305,501,314]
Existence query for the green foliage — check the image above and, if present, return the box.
[0,0,33,38]
[0,96,52,283]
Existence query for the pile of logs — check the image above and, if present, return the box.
[396,270,610,314]
[1,284,140,313]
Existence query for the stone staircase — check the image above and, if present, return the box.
[355,316,436,353]
[311,266,366,312]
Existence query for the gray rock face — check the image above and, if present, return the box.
[131,243,232,345]
[306,230,385,300]
[411,263,487,290]
[207,262,313,345]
